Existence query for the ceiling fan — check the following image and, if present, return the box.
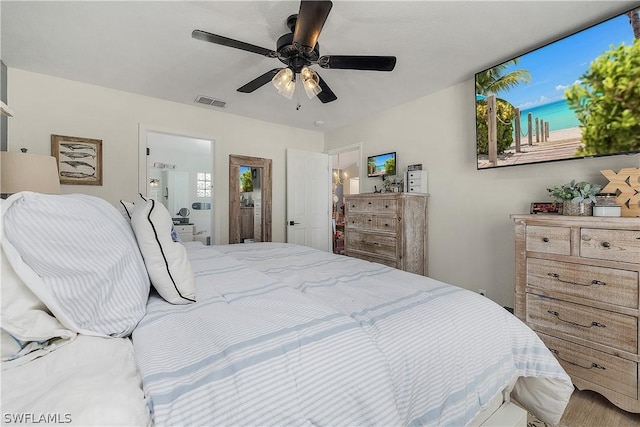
[192,0,396,104]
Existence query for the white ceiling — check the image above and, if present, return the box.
[2,1,636,132]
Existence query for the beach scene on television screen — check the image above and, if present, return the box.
[476,8,640,169]
[368,153,395,176]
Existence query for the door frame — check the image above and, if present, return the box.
[138,124,216,242]
[229,154,272,244]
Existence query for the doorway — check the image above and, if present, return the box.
[229,154,272,244]
[329,143,361,255]
[140,128,215,245]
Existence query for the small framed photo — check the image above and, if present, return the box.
[51,134,103,186]
[530,202,562,214]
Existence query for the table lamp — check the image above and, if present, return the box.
[1,150,61,197]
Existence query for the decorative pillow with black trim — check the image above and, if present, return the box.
[130,198,196,305]
[120,197,181,243]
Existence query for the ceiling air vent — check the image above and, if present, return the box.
[194,95,226,108]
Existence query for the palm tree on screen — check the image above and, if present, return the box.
[475,59,531,96]
[628,8,640,39]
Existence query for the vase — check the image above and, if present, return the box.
[562,200,593,216]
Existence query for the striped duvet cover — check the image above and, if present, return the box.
[133,243,573,426]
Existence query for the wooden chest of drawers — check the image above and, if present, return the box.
[512,214,640,412]
[344,193,428,275]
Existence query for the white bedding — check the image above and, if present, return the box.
[1,335,151,426]
[133,242,573,426]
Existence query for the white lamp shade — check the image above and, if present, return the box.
[1,152,61,194]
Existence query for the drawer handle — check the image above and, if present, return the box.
[601,241,611,248]
[384,223,389,227]
[368,202,372,205]
[368,219,372,222]
[542,237,550,243]
[549,349,606,370]
[385,205,389,208]
[547,273,607,287]
[547,310,606,329]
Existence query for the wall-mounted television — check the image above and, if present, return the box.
[367,152,396,177]
[475,6,640,170]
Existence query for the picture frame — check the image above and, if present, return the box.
[51,134,103,186]
[530,202,562,215]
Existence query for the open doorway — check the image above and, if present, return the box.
[329,143,361,255]
[143,130,215,245]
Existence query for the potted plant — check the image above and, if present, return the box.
[547,180,602,216]
[382,175,404,192]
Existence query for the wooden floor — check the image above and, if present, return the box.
[557,388,640,427]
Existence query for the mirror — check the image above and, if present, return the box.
[161,170,189,217]
[229,155,272,244]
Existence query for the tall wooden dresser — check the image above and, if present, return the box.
[344,193,428,275]
[512,214,640,412]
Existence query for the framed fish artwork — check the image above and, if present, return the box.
[51,134,103,186]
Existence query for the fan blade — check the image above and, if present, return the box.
[237,69,282,93]
[316,73,337,103]
[318,55,396,71]
[192,30,277,58]
[293,1,333,53]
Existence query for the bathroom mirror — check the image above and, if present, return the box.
[229,155,272,244]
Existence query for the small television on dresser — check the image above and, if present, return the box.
[475,6,640,170]
[367,152,396,177]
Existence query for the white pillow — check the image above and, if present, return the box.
[1,192,150,337]
[130,198,196,304]
[119,197,182,242]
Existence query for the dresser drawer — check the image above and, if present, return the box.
[345,215,370,230]
[527,258,639,308]
[526,225,571,255]
[174,224,194,242]
[538,332,638,399]
[373,217,398,233]
[526,294,638,354]
[347,252,398,269]
[346,198,397,214]
[345,215,398,233]
[581,228,640,264]
[345,230,397,259]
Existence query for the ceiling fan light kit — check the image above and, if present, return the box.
[192,0,396,105]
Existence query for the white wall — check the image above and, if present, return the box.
[7,68,324,244]
[325,80,640,308]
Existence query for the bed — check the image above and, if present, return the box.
[1,192,574,426]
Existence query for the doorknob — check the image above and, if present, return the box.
[289,220,300,226]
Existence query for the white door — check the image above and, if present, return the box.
[286,149,331,251]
